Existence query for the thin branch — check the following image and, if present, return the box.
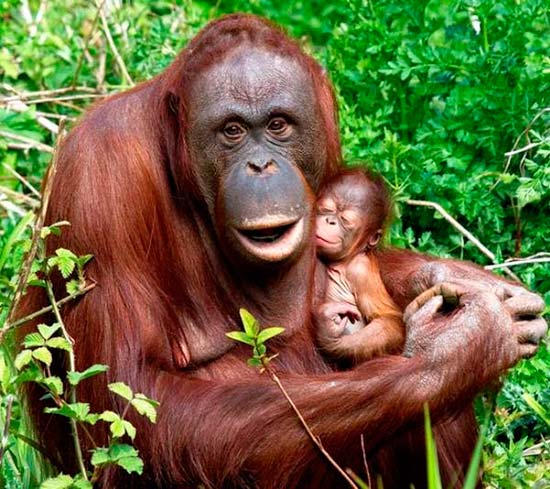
[4,99,59,134]
[3,283,96,333]
[360,433,371,488]
[266,365,359,489]
[0,85,100,101]
[485,258,550,270]
[1,120,66,342]
[494,107,550,190]
[2,164,41,198]
[0,186,40,208]
[0,94,106,106]
[72,0,105,88]
[96,1,134,86]
[406,199,519,281]
[0,130,54,153]
[504,140,548,157]
[0,194,28,216]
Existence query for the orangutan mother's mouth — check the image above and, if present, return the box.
[233,217,305,262]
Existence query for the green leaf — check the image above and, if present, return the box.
[38,323,61,340]
[46,337,72,351]
[72,477,93,489]
[523,393,550,426]
[239,308,259,337]
[67,364,109,386]
[23,332,45,348]
[109,443,139,459]
[108,382,133,401]
[66,279,80,295]
[90,447,110,467]
[99,410,120,423]
[247,357,262,368]
[45,403,90,421]
[77,254,94,267]
[122,420,136,440]
[110,418,136,440]
[40,474,74,489]
[42,376,63,396]
[14,349,33,370]
[424,404,442,489]
[48,248,77,278]
[225,331,254,346]
[91,444,143,474]
[256,327,285,345]
[131,396,158,423]
[116,454,144,475]
[32,347,52,366]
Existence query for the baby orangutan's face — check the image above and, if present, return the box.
[315,196,363,261]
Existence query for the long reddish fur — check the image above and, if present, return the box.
[16,14,493,488]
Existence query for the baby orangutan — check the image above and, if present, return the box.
[315,169,404,362]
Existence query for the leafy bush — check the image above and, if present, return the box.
[0,0,548,486]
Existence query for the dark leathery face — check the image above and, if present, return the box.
[186,47,326,265]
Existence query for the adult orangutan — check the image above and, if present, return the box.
[18,14,547,488]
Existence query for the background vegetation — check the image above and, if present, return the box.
[0,0,549,487]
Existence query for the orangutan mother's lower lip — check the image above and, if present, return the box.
[233,217,305,262]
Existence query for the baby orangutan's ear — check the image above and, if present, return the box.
[368,229,383,249]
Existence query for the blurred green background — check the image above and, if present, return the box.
[0,0,549,487]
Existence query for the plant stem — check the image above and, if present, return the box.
[4,282,96,333]
[45,279,89,481]
[264,363,359,489]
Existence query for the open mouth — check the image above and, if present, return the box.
[240,223,295,243]
[233,217,306,262]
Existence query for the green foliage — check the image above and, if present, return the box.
[227,308,284,369]
[0,0,549,486]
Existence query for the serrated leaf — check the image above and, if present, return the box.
[45,402,90,421]
[110,419,126,438]
[46,337,72,351]
[122,420,136,439]
[109,443,139,459]
[14,349,33,370]
[225,331,254,346]
[23,332,45,348]
[239,308,260,337]
[256,327,285,344]
[66,279,80,295]
[42,376,63,396]
[38,323,61,340]
[67,364,108,386]
[72,477,93,489]
[40,474,74,489]
[108,382,133,401]
[32,347,52,366]
[116,455,143,475]
[77,254,94,267]
[85,413,100,424]
[99,410,120,423]
[131,397,158,423]
[91,447,110,467]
